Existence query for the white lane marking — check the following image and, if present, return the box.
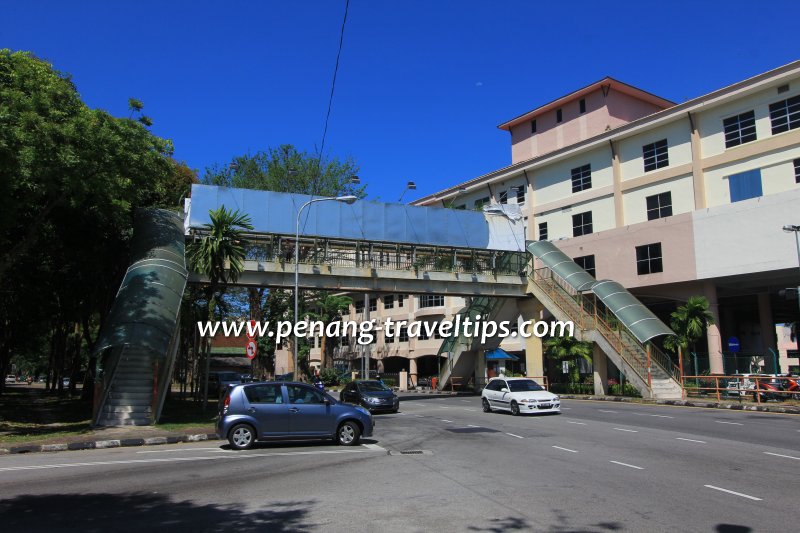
[463,408,478,412]
[715,421,743,426]
[362,444,385,451]
[633,413,674,418]
[675,438,706,444]
[763,451,800,461]
[506,433,524,439]
[136,447,221,454]
[467,424,481,428]
[599,410,617,413]
[440,419,453,423]
[613,428,638,433]
[566,421,586,425]
[610,461,643,470]
[460,400,470,402]
[0,448,385,473]
[560,407,572,410]
[704,485,762,501]
[439,406,450,409]
[415,415,425,418]
[552,446,578,453]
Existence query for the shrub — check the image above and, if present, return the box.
[318,368,340,387]
[609,383,642,397]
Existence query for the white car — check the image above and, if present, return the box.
[5,375,16,384]
[481,377,560,415]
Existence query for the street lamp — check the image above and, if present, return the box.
[783,224,800,318]
[442,187,467,208]
[294,195,357,379]
[398,181,417,203]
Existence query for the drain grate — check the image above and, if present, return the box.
[400,450,424,455]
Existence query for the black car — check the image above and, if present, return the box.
[340,380,399,413]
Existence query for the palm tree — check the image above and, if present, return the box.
[544,336,592,384]
[663,296,715,360]
[187,206,253,408]
[305,292,353,370]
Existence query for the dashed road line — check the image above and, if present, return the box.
[467,424,481,428]
[633,413,674,419]
[704,485,762,501]
[599,410,617,413]
[610,461,643,470]
[763,451,800,461]
[505,433,524,439]
[566,421,586,425]
[463,408,478,412]
[440,419,453,423]
[675,438,706,444]
[137,447,220,454]
[560,407,571,410]
[715,421,743,426]
[613,428,638,433]
[552,446,578,453]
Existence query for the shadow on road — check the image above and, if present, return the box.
[0,492,315,532]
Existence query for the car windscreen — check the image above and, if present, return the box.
[508,380,544,392]
[218,373,241,381]
[358,381,390,392]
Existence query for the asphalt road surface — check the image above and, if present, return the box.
[1,397,798,532]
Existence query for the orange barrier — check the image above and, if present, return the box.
[681,375,800,404]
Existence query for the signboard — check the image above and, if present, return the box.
[246,340,257,360]
[727,337,741,353]
[562,361,569,374]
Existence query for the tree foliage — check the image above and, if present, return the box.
[544,336,592,383]
[0,49,197,394]
[663,296,715,356]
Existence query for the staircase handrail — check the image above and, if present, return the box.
[94,343,128,426]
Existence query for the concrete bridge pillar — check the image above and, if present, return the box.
[409,357,418,387]
[517,298,545,378]
[592,344,608,395]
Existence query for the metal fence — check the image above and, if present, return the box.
[239,234,528,277]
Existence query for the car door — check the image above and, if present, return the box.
[243,384,289,438]
[286,384,333,437]
[343,383,358,404]
[492,380,511,409]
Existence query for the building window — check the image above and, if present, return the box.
[556,109,563,123]
[369,298,377,312]
[418,328,429,341]
[399,326,409,343]
[515,186,525,204]
[643,139,669,172]
[538,222,548,241]
[499,190,508,204]
[571,164,592,193]
[385,328,395,343]
[574,254,596,277]
[646,192,673,220]
[769,95,800,135]
[384,295,394,309]
[794,159,800,183]
[398,294,406,307]
[579,98,586,114]
[474,197,490,209]
[419,294,444,308]
[727,169,762,203]
[572,211,593,237]
[454,204,466,210]
[636,243,663,275]
[723,110,757,148]
[354,300,364,314]
[531,119,537,133]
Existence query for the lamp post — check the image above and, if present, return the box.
[398,181,417,203]
[442,187,467,208]
[294,195,357,379]
[784,224,800,323]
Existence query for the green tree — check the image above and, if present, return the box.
[306,292,353,370]
[0,50,192,395]
[544,336,592,384]
[186,206,253,408]
[663,296,715,358]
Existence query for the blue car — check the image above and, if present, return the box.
[217,381,374,450]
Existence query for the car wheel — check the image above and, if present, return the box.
[228,424,256,450]
[336,421,361,446]
[482,398,492,413]
[510,401,520,416]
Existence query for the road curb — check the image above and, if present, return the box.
[558,394,800,414]
[0,433,221,456]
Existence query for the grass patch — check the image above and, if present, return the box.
[155,395,218,432]
[0,386,93,445]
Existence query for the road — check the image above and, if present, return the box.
[0,396,798,532]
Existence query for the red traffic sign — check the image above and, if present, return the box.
[247,320,257,340]
[246,340,257,360]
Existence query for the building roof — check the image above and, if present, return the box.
[497,77,675,131]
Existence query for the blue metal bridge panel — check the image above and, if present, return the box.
[188,185,516,250]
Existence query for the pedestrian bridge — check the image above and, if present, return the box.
[186,185,529,297]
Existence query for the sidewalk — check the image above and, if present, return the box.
[0,425,220,455]
[557,393,800,414]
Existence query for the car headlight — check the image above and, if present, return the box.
[519,399,536,403]
[552,396,560,402]
[365,397,381,404]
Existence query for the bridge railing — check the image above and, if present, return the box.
[236,234,528,277]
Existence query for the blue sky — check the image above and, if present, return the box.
[3,1,799,202]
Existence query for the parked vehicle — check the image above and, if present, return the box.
[785,375,800,399]
[481,377,560,415]
[5,375,16,384]
[218,381,374,450]
[209,372,245,397]
[339,380,399,413]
